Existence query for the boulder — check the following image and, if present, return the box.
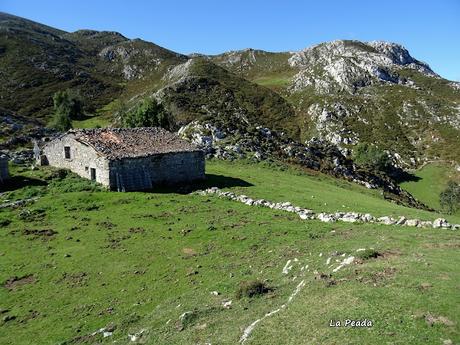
[317,213,336,223]
[396,216,407,225]
[419,221,433,228]
[341,212,360,223]
[433,218,450,229]
[377,216,395,225]
[405,219,419,227]
[361,213,375,222]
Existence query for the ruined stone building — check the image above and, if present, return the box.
[0,154,9,183]
[38,128,205,191]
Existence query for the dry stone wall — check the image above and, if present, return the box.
[200,187,460,230]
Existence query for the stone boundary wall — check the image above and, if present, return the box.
[199,187,459,230]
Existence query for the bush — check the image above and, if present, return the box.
[440,181,460,214]
[236,280,271,299]
[121,98,171,129]
[356,249,381,260]
[50,89,84,131]
[354,143,391,172]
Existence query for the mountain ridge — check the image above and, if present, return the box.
[1,12,459,165]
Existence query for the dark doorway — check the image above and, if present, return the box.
[90,168,96,181]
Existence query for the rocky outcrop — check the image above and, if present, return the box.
[288,40,437,93]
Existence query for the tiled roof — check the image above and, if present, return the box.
[67,127,200,159]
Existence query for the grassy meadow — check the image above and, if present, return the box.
[0,160,459,345]
[400,162,460,214]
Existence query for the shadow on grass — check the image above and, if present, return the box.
[149,173,253,194]
[388,167,422,184]
[0,175,47,192]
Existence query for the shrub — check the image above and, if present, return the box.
[50,89,84,131]
[354,143,391,172]
[121,98,171,129]
[236,280,271,299]
[356,249,381,260]
[440,181,460,214]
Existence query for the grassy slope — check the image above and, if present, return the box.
[0,162,459,345]
[400,162,460,213]
[208,160,460,224]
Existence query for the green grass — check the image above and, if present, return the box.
[400,162,460,214]
[207,160,460,224]
[0,161,459,344]
[253,76,292,87]
[72,115,111,129]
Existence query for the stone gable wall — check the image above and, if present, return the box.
[42,135,110,186]
[109,151,205,191]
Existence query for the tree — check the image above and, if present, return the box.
[50,89,84,131]
[353,143,391,172]
[112,99,129,126]
[122,98,171,129]
[440,181,460,214]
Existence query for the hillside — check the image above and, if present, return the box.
[209,41,460,165]
[0,12,186,120]
[0,161,458,344]
[1,13,459,165]
[0,12,298,139]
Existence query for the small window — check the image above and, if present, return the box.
[64,146,71,159]
[90,168,96,181]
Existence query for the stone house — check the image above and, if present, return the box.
[38,128,205,191]
[0,154,9,183]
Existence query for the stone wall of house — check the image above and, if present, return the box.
[109,151,205,191]
[42,135,111,186]
[0,156,9,183]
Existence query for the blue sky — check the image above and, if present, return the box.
[2,0,459,81]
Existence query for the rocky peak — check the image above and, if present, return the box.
[366,41,415,65]
[288,40,437,93]
[211,48,266,70]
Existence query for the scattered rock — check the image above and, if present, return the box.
[128,329,146,342]
[425,313,454,327]
[222,300,232,309]
[176,311,196,331]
